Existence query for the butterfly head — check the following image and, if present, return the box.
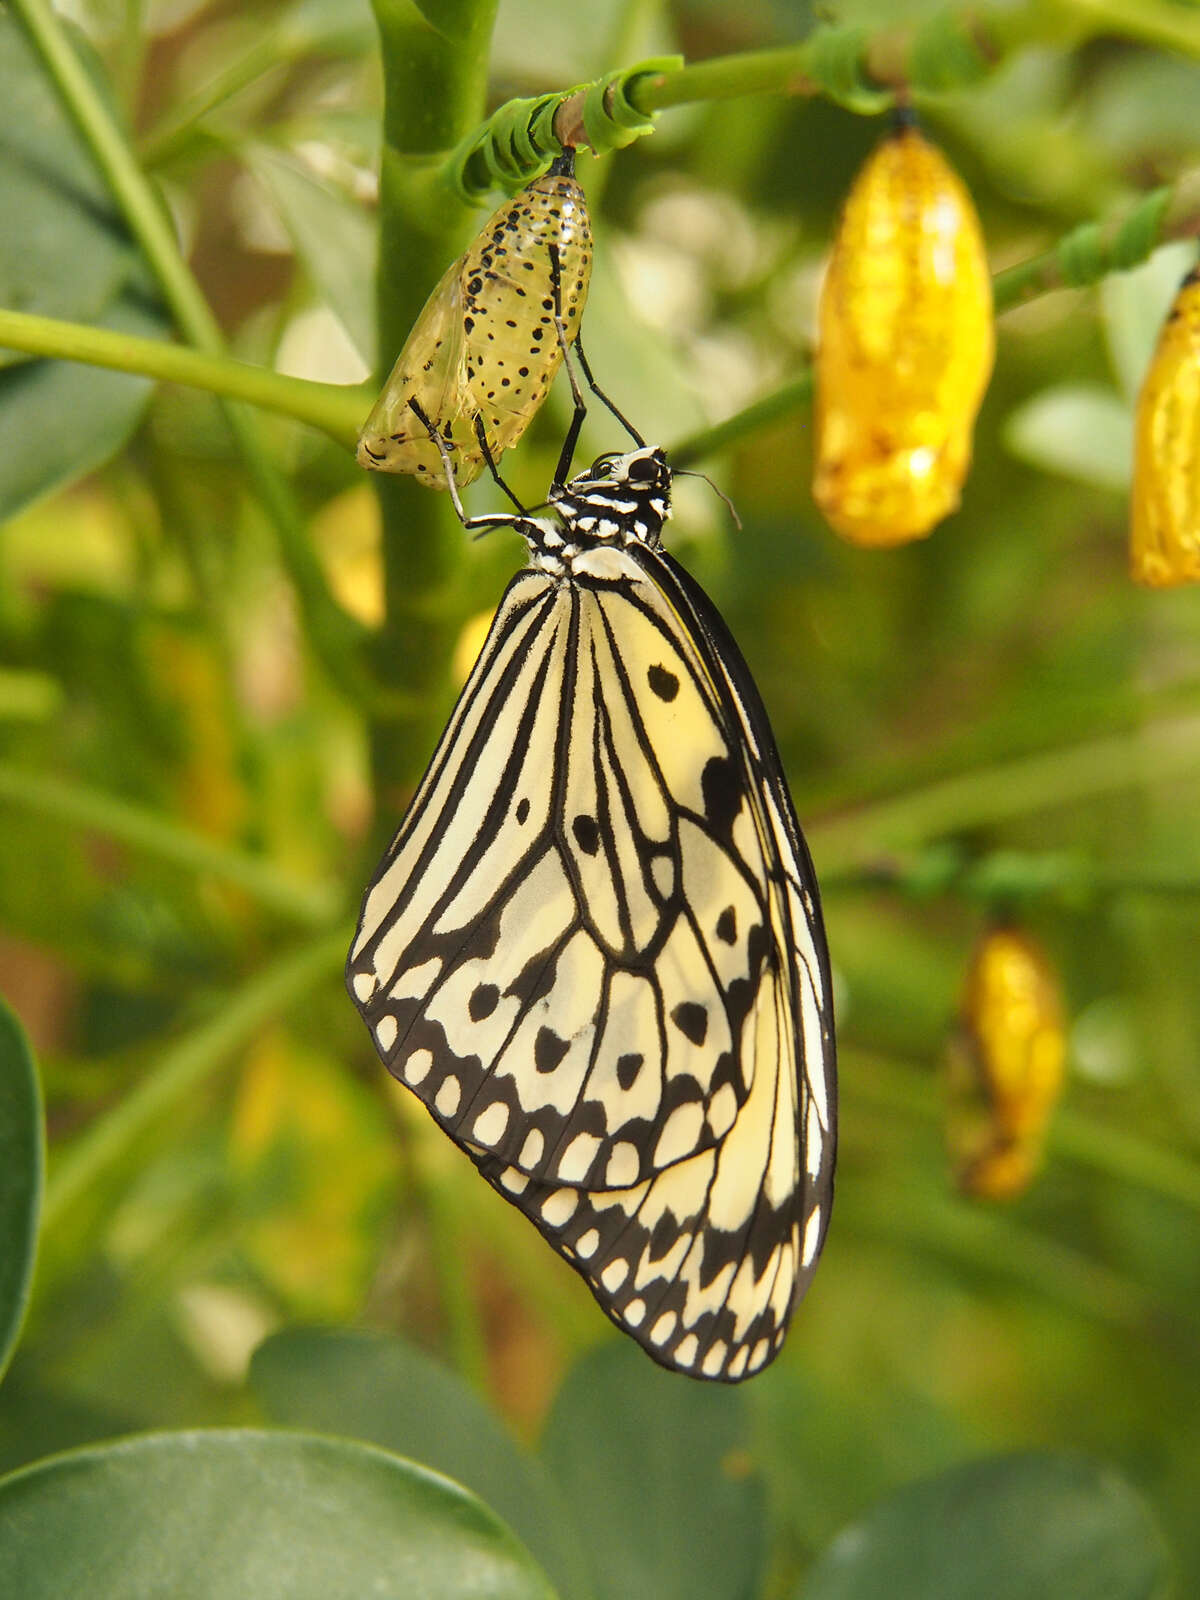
[542,445,671,550]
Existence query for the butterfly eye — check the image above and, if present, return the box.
[626,455,659,482]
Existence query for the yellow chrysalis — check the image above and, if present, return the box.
[357,153,592,490]
[814,119,994,547]
[1130,263,1200,587]
[947,927,1066,1201]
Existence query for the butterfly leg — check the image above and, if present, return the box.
[547,246,646,490]
[471,412,527,513]
[408,397,521,536]
[548,242,589,491]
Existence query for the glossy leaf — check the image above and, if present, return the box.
[0,1429,559,1599]
[0,300,160,523]
[802,1453,1169,1600]
[0,13,168,519]
[0,16,141,356]
[251,1327,592,1600]
[0,998,41,1383]
[540,1341,766,1600]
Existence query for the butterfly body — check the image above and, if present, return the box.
[348,449,835,1380]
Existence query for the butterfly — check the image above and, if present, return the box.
[356,150,594,493]
[347,446,836,1380]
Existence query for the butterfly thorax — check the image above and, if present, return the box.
[518,447,674,577]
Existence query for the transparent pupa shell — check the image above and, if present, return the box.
[947,927,1066,1201]
[814,120,994,547]
[1130,264,1200,587]
[357,158,592,490]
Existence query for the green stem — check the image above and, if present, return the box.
[808,718,1200,875]
[630,0,1200,115]
[994,167,1200,310]
[1057,0,1200,57]
[42,928,351,1233]
[839,1176,1150,1330]
[823,846,1200,907]
[366,0,499,826]
[12,0,368,702]
[365,0,500,1380]
[0,309,368,449]
[671,372,812,469]
[0,764,342,926]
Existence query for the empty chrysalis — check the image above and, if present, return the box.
[357,151,593,491]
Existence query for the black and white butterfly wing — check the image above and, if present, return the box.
[347,513,835,1381]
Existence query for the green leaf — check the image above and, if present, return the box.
[539,1342,767,1600]
[0,15,141,361]
[1002,384,1133,491]
[0,998,41,1384]
[0,11,170,519]
[801,1453,1170,1600]
[0,298,161,523]
[250,1327,593,1600]
[245,145,377,365]
[0,1428,560,1599]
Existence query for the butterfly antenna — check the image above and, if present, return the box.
[675,467,743,530]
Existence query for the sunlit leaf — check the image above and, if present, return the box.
[0,1429,559,1599]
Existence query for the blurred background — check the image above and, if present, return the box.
[1,0,1199,1592]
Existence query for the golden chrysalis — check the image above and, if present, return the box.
[814,118,994,547]
[947,927,1066,1201]
[1130,263,1200,587]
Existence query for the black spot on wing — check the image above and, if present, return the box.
[572,813,600,855]
[716,906,737,945]
[671,1001,708,1046]
[647,663,679,701]
[701,755,743,837]
[468,983,499,1021]
[534,1026,570,1074]
[616,1052,644,1090]
[516,797,530,824]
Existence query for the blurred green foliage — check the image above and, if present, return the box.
[0,0,1198,1594]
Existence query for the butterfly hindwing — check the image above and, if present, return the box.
[347,447,836,1380]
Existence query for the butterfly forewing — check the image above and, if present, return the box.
[347,447,835,1380]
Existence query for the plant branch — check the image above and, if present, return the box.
[0,309,368,449]
[808,717,1200,876]
[365,0,500,827]
[0,764,342,926]
[822,845,1200,907]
